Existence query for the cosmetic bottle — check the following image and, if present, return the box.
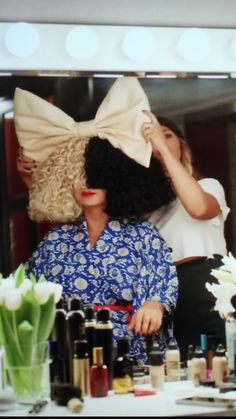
[85,306,96,366]
[112,338,134,394]
[69,296,83,311]
[165,338,181,381]
[49,340,65,384]
[191,346,207,386]
[73,339,90,396]
[149,342,165,390]
[90,347,109,397]
[51,308,70,382]
[212,344,228,386]
[187,344,194,380]
[95,308,113,387]
[67,309,86,383]
[201,334,215,373]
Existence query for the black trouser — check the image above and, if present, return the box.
[173,255,226,362]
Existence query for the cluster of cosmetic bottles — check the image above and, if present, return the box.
[186,333,232,387]
[49,296,136,398]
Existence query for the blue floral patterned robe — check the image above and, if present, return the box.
[25,216,178,363]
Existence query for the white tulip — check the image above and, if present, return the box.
[1,277,16,290]
[19,278,33,295]
[34,282,50,304]
[47,282,63,303]
[4,289,22,311]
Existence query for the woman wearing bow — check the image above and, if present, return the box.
[14,78,178,364]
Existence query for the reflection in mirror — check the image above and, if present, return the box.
[0,75,236,275]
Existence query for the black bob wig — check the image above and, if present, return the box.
[84,137,175,219]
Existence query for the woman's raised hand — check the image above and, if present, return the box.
[142,110,167,156]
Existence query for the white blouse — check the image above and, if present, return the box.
[148,178,230,262]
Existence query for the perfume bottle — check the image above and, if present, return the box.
[95,308,113,386]
[90,347,109,397]
[112,338,134,394]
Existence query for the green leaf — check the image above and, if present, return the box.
[29,272,36,284]
[37,294,56,343]
[38,274,46,283]
[14,264,26,287]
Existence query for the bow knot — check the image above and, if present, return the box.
[75,120,97,139]
[14,77,152,167]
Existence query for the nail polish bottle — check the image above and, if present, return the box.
[85,306,96,366]
[90,347,109,397]
[73,339,90,396]
[112,338,134,394]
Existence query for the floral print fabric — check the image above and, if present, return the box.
[25,216,178,363]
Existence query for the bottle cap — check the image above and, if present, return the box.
[149,342,164,366]
[117,338,130,356]
[67,398,84,413]
[73,340,89,358]
[167,338,178,350]
[93,347,104,365]
[215,343,226,357]
[194,346,205,358]
[69,297,83,311]
[96,308,111,322]
[85,306,95,321]
[187,344,195,360]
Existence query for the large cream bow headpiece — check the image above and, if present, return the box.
[14,77,152,167]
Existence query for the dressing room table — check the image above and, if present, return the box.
[1,380,236,417]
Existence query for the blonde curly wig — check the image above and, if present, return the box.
[29,138,90,223]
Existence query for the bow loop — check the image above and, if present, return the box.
[14,77,152,167]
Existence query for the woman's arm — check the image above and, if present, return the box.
[16,147,36,189]
[142,110,221,220]
[128,226,178,335]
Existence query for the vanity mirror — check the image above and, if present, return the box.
[0,22,236,275]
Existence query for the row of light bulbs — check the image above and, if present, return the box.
[4,22,236,63]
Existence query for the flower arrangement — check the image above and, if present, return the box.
[206,252,236,321]
[0,264,63,400]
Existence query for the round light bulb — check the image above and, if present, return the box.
[65,26,100,60]
[177,28,211,63]
[122,27,156,60]
[5,22,40,58]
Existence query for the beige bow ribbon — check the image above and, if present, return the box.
[14,77,152,167]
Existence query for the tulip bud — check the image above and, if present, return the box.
[5,289,22,311]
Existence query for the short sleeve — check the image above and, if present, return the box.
[198,178,230,221]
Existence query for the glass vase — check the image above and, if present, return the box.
[4,341,50,404]
[225,319,236,372]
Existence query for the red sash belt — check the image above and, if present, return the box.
[93,303,133,322]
